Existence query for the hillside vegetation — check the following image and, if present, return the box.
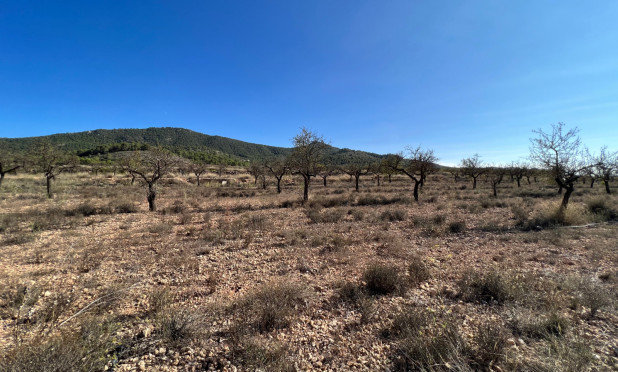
[0,127,383,165]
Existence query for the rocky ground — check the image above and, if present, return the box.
[1,172,617,371]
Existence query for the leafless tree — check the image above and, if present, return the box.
[384,146,438,202]
[460,154,484,189]
[288,128,328,203]
[33,140,77,198]
[316,164,337,187]
[529,122,591,209]
[487,166,506,197]
[123,148,177,211]
[342,162,370,192]
[507,162,526,188]
[591,146,618,194]
[265,158,289,194]
[370,161,385,186]
[190,160,208,186]
[0,151,22,189]
[247,163,264,186]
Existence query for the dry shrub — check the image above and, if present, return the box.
[471,322,509,369]
[305,207,345,224]
[524,201,590,229]
[457,270,513,305]
[363,264,404,295]
[0,317,119,372]
[585,196,617,221]
[448,220,466,234]
[232,282,308,334]
[156,309,197,345]
[408,255,431,285]
[379,209,407,222]
[230,337,294,371]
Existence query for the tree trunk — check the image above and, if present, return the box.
[604,178,611,194]
[322,176,327,187]
[412,179,420,202]
[516,178,521,188]
[526,176,531,184]
[561,184,574,209]
[276,177,282,194]
[131,173,136,185]
[196,175,201,186]
[147,182,157,211]
[557,185,563,194]
[388,174,392,183]
[472,176,477,189]
[354,175,360,192]
[590,178,595,188]
[302,175,309,203]
[46,175,53,198]
[0,173,4,189]
[493,182,498,197]
[377,175,381,186]
[262,175,267,190]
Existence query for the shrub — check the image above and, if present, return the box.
[585,196,617,221]
[513,312,570,339]
[448,221,466,234]
[392,325,471,372]
[458,270,512,304]
[157,309,196,344]
[471,322,508,369]
[382,307,429,339]
[363,264,402,295]
[234,283,307,334]
[379,209,406,222]
[408,256,431,285]
[114,202,138,214]
[230,337,294,371]
[305,207,345,224]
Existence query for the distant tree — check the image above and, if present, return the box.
[0,151,22,189]
[217,164,226,177]
[370,161,385,186]
[190,160,208,186]
[33,140,77,198]
[446,168,461,183]
[288,128,328,203]
[592,146,618,194]
[384,146,438,202]
[316,164,337,187]
[342,162,370,192]
[529,122,591,209]
[265,158,289,194]
[507,162,526,188]
[460,154,484,189]
[487,166,506,197]
[247,163,264,186]
[123,148,177,211]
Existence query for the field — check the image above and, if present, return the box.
[1,170,617,371]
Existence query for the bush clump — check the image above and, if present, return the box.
[363,264,403,295]
[457,270,513,305]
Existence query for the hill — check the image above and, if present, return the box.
[0,127,383,165]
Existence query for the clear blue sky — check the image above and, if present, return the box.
[1,1,617,165]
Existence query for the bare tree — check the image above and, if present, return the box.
[370,161,385,186]
[288,128,328,203]
[342,162,370,192]
[592,146,618,194]
[34,140,77,198]
[507,162,526,188]
[247,163,264,186]
[529,122,591,209]
[316,164,337,187]
[446,168,460,183]
[0,151,22,189]
[460,154,484,189]
[190,160,208,186]
[487,166,506,197]
[384,146,438,202]
[123,148,177,211]
[265,158,289,193]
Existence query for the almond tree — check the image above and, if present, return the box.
[0,151,22,189]
[529,123,591,209]
[34,140,77,198]
[316,164,337,187]
[487,166,506,197]
[342,162,370,192]
[190,160,208,186]
[593,146,618,194]
[460,154,484,189]
[123,148,177,211]
[288,128,327,203]
[265,158,288,194]
[385,146,437,202]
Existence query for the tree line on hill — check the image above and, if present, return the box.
[0,123,616,213]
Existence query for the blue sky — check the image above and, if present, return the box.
[1,1,617,165]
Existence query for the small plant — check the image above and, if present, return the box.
[448,220,466,234]
[458,270,512,304]
[408,256,431,285]
[363,264,403,295]
[379,209,406,222]
[157,309,196,344]
[471,322,508,369]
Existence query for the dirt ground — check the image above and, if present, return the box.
[1,171,617,371]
